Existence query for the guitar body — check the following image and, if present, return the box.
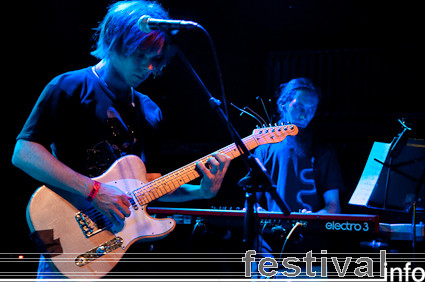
[26,155,175,279]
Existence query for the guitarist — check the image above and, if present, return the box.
[12,0,231,279]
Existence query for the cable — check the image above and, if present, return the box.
[278,222,304,261]
[258,221,271,255]
[244,106,268,126]
[256,96,272,124]
[187,220,206,251]
[230,103,264,126]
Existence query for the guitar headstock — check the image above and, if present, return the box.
[252,124,298,145]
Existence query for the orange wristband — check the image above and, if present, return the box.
[87,181,101,202]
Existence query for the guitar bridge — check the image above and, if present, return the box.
[75,210,107,238]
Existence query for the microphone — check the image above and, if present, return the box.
[138,15,200,33]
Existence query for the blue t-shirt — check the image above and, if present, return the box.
[254,137,344,212]
[17,67,162,177]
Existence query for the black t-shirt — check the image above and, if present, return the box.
[253,137,344,212]
[17,67,162,177]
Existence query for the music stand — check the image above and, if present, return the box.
[349,138,425,252]
[368,138,425,212]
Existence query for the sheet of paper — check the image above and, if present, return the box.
[349,142,391,206]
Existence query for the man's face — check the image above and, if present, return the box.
[111,44,164,88]
[283,89,319,129]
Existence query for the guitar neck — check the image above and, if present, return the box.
[132,124,298,206]
[132,135,259,206]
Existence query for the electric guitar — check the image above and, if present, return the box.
[26,124,298,279]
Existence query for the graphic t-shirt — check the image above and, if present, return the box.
[253,137,344,212]
[17,67,162,177]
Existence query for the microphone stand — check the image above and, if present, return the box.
[175,46,290,251]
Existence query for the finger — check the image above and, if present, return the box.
[300,209,312,214]
[197,161,216,180]
[222,153,231,170]
[211,152,226,162]
[210,153,225,168]
[117,204,131,218]
[102,209,121,227]
[116,198,131,217]
[211,152,231,170]
[110,206,126,223]
[121,195,131,208]
[196,161,211,176]
[206,157,220,174]
[122,204,131,217]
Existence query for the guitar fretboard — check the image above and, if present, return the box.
[131,124,296,206]
[132,135,258,206]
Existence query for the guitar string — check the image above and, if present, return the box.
[132,127,290,206]
[132,136,258,205]
[108,128,287,207]
[132,128,289,205]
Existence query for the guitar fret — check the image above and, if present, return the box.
[145,190,155,201]
[151,188,161,199]
[158,186,168,195]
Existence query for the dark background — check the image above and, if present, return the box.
[3,0,424,276]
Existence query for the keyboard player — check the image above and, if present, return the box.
[246,78,344,277]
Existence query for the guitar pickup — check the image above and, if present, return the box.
[75,237,123,267]
[127,192,139,210]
